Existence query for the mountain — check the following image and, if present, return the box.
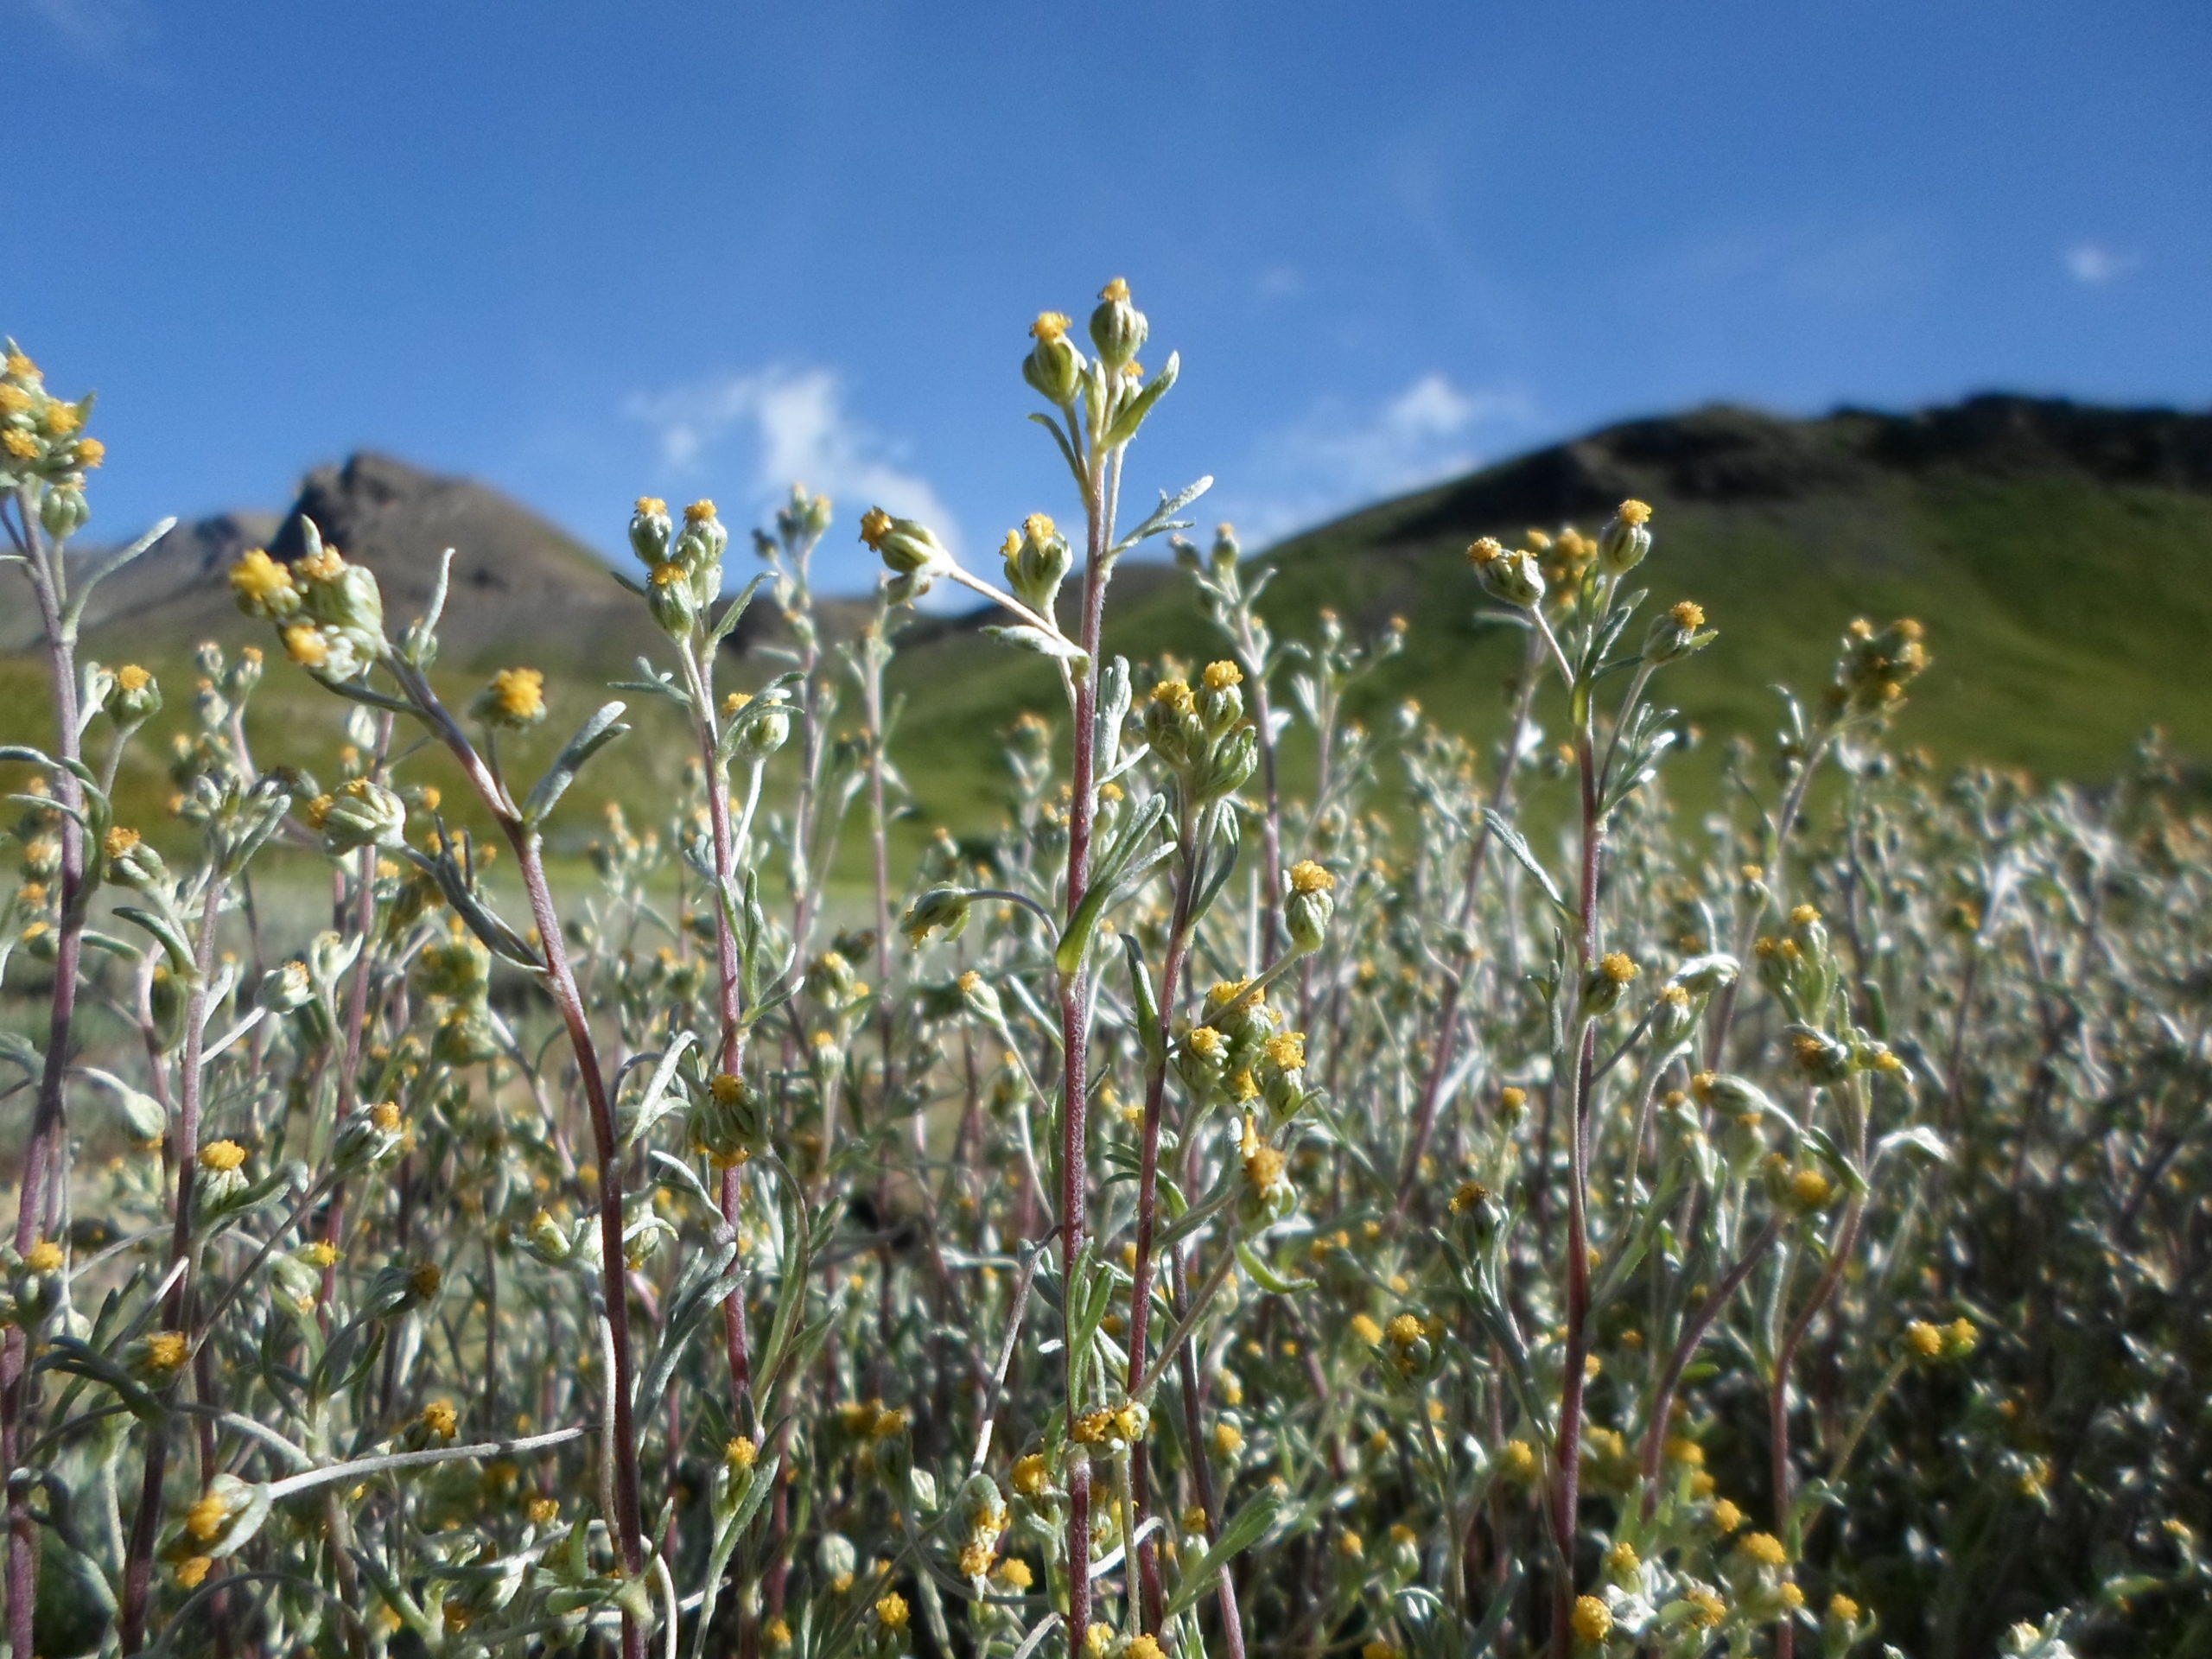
[5,396,2209,845]
[883,394,2212,827]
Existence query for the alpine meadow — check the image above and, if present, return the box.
[0,277,2205,1659]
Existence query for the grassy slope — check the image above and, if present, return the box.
[884,469,2212,831]
[9,406,2210,857]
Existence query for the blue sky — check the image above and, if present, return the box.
[9,0,2209,592]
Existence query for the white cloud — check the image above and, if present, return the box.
[1217,373,1532,546]
[623,365,961,553]
[2063,241,2143,286]
[7,0,149,54]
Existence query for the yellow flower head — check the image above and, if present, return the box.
[1288,859,1335,894]
[1499,1085,1527,1110]
[103,825,141,859]
[42,402,80,436]
[858,506,894,550]
[1385,1313,1423,1347]
[185,1491,230,1541]
[410,1261,442,1299]
[1573,1594,1613,1643]
[75,436,105,468]
[957,1538,994,1579]
[1023,512,1057,543]
[1686,1586,1726,1628]
[1012,1452,1049,1497]
[1351,1313,1384,1345]
[372,1100,403,1133]
[24,1239,63,1273]
[1466,537,1503,567]
[175,1555,213,1589]
[3,352,36,379]
[1150,677,1195,715]
[1711,1497,1744,1533]
[282,624,329,668]
[1829,1594,1861,1624]
[1792,1168,1833,1208]
[1500,1439,1538,1481]
[1671,600,1706,627]
[1606,1541,1640,1575]
[1738,1530,1788,1567]
[488,667,546,722]
[650,561,683,588]
[1905,1319,1942,1357]
[1450,1179,1488,1214]
[1617,499,1653,527]
[528,1497,561,1525]
[295,545,345,582]
[229,548,298,610]
[684,499,716,523]
[2,429,40,461]
[1128,1637,1164,1659]
[1100,277,1130,302]
[1263,1032,1306,1071]
[1211,1420,1243,1456]
[1203,659,1243,690]
[198,1140,246,1173]
[874,1592,910,1632]
[1187,1025,1225,1058]
[1599,951,1638,985]
[1030,312,1071,342]
[146,1330,189,1370]
[725,1435,758,1471]
[421,1400,458,1440]
[635,496,666,517]
[995,1557,1033,1588]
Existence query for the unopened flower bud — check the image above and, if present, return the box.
[1023,311,1085,406]
[646,562,698,636]
[859,507,953,579]
[1198,660,1245,737]
[1089,278,1148,370]
[1598,499,1654,577]
[628,497,673,566]
[40,484,89,541]
[321,779,407,854]
[1467,538,1546,608]
[1002,513,1071,613]
[901,887,972,946]
[1643,599,1713,664]
[1285,859,1338,952]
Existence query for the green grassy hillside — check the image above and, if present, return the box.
[8,397,2209,855]
[886,397,2212,830]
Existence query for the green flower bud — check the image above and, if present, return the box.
[1088,277,1148,370]
[333,1100,410,1175]
[321,779,407,854]
[1200,723,1259,800]
[728,692,791,763]
[258,959,315,1015]
[858,507,952,579]
[1023,311,1085,406]
[412,925,492,1002]
[901,886,973,946]
[1466,538,1546,608]
[1001,513,1071,613]
[103,663,162,723]
[1582,950,1641,1016]
[646,562,698,636]
[1643,598,1715,664]
[1597,499,1653,577]
[100,827,167,892]
[628,496,673,566]
[689,1071,767,1167]
[1197,660,1245,738]
[1284,861,1338,953]
[40,483,89,541]
[672,499,728,573]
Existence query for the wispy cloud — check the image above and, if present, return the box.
[7,0,150,55]
[1217,373,1533,546]
[623,365,961,555]
[1646,219,1929,308]
[2062,241,2143,286]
